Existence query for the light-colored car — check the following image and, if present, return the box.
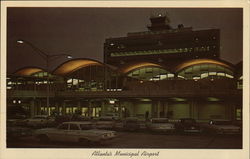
[25,115,55,128]
[147,118,175,133]
[95,116,115,129]
[34,121,117,144]
[204,119,241,134]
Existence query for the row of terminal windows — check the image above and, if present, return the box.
[127,29,193,37]
[32,72,52,78]
[110,46,213,57]
[66,79,104,91]
[127,67,175,81]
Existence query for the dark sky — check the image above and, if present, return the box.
[7,8,243,73]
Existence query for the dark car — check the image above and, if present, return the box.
[7,114,27,126]
[123,117,141,131]
[203,119,241,135]
[146,118,175,133]
[175,118,202,134]
[7,121,33,141]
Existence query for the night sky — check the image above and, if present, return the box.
[7,8,243,74]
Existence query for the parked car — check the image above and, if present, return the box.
[175,118,202,134]
[105,113,120,120]
[7,114,27,126]
[7,121,33,140]
[123,117,141,131]
[25,115,55,128]
[34,121,117,144]
[94,116,115,129]
[203,119,241,134]
[147,118,175,133]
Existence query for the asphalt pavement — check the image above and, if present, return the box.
[7,131,242,149]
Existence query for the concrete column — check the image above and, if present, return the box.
[77,100,82,115]
[151,101,155,118]
[55,101,59,114]
[101,101,105,116]
[164,101,168,118]
[62,101,66,115]
[30,99,35,117]
[189,100,193,118]
[88,100,92,117]
[232,104,236,121]
[132,101,136,117]
[157,101,161,118]
[37,100,41,115]
[118,100,122,118]
[34,100,37,116]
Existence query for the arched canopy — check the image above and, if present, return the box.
[176,59,235,80]
[53,58,104,76]
[119,62,168,74]
[175,59,234,73]
[14,67,45,76]
[119,62,174,81]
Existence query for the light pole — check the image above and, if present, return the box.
[17,39,72,115]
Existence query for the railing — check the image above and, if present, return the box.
[8,79,237,91]
[7,89,242,98]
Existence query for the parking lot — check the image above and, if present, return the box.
[7,131,242,149]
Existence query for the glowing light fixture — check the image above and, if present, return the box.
[17,40,24,44]
[207,97,220,102]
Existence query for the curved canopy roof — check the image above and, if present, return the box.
[53,58,104,76]
[175,59,234,72]
[119,62,168,74]
[14,67,45,76]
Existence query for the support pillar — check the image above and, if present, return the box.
[132,101,136,117]
[88,100,92,117]
[30,99,35,117]
[37,99,41,115]
[101,101,105,116]
[164,102,168,118]
[157,101,161,118]
[62,101,66,115]
[118,100,122,118]
[55,101,59,115]
[77,100,82,115]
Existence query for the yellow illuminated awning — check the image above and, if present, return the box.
[14,67,44,76]
[53,59,103,76]
[119,62,166,74]
[175,59,234,72]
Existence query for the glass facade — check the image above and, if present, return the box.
[127,66,174,81]
[178,63,234,80]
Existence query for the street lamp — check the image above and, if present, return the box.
[17,39,72,115]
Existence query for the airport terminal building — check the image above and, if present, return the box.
[7,15,243,122]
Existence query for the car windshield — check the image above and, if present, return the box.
[80,124,93,130]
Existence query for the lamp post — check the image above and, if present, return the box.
[17,39,72,115]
